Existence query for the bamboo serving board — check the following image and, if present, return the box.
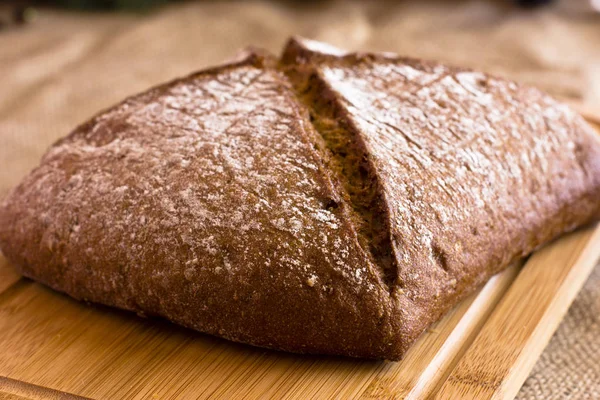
[0,118,599,400]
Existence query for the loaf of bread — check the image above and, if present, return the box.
[0,37,599,360]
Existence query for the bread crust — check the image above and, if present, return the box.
[0,38,599,360]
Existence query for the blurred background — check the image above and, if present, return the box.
[1,1,600,398]
[2,2,600,192]
[2,2,600,184]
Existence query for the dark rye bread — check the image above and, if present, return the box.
[1,38,599,360]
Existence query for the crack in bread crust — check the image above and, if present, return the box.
[282,65,398,292]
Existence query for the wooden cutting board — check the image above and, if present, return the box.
[0,118,599,400]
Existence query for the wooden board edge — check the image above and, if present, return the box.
[405,262,521,399]
[0,377,90,400]
[356,263,520,399]
[435,225,600,400]
[496,226,600,400]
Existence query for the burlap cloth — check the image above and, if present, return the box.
[0,0,599,397]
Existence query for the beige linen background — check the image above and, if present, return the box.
[0,0,599,397]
